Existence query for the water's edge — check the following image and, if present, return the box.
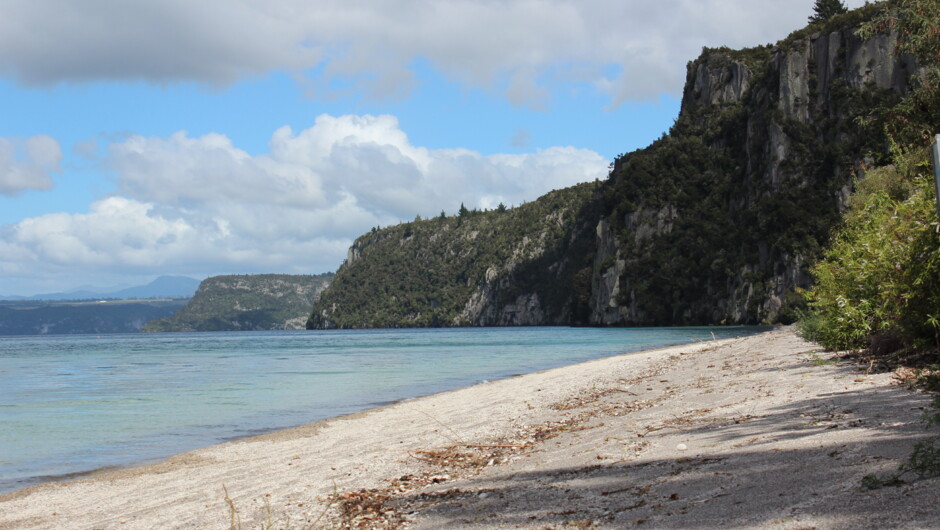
[0,326,769,495]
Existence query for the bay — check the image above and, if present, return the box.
[0,326,767,494]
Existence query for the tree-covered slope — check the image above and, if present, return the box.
[310,0,924,329]
[309,185,601,328]
[145,273,333,331]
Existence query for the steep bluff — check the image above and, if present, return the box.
[146,273,332,331]
[595,6,918,325]
[309,4,920,329]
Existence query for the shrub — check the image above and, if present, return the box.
[802,146,940,352]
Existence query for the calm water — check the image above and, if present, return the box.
[0,326,767,494]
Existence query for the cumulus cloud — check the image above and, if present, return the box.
[0,135,61,196]
[109,114,607,220]
[0,114,608,288]
[0,0,867,104]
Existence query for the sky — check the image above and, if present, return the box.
[0,0,868,296]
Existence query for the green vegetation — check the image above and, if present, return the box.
[308,184,600,328]
[780,1,887,51]
[810,353,841,366]
[799,148,939,352]
[809,0,848,23]
[800,0,940,355]
[145,273,333,332]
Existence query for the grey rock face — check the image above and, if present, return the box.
[683,54,753,108]
[777,40,812,123]
[596,23,918,326]
[589,219,626,326]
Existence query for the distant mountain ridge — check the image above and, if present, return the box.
[1,275,201,301]
[144,273,333,332]
[108,276,201,300]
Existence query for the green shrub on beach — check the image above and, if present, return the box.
[801,148,940,352]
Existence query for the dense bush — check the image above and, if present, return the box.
[801,147,940,352]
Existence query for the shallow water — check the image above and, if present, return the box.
[0,326,766,494]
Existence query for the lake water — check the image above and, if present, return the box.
[0,326,767,494]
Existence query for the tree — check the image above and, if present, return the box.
[458,203,470,217]
[496,202,508,213]
[809,0,847,23]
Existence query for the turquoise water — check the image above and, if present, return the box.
[0,326,766,494]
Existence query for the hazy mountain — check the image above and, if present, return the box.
[108,276,201,299]
[1,275,201,301]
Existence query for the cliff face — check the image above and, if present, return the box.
[309,5,920,329]
[591,10,917,326]
[145,273,332,331]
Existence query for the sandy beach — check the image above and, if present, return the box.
[1,328,938,528]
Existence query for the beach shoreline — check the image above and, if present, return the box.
[0,330,741,498]
[1,328,938,528]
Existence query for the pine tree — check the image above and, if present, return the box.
[809,0,848,23]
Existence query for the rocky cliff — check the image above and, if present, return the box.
[309,3,920,329]
[594,5,918,325]
[145,273,332,331]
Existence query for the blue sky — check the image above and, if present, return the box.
[0,0,866,295]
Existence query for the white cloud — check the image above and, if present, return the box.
[0,114,608,291]
[0,0,869,105]
[0,135,61,196]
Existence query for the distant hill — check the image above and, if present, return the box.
[1,275,200,301]
[0,300,187,335]
[143,273,333,332]
[108,276,201,299]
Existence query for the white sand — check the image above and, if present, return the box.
[1,328,937,529]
